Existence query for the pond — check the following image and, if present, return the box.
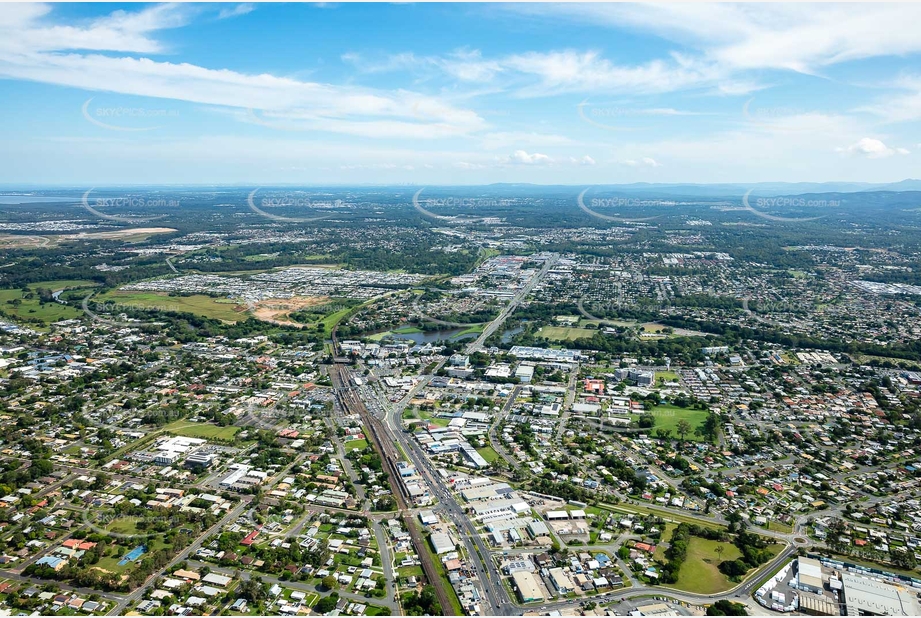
[379,327,477,344]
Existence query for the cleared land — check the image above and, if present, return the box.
[631,405,709,440]
[537,325,596,341]
[476,446,501,463]
[653,535,784,594]
[251,295,329,327]
[344,438,369,452]
[163,420,240,441]
[96,290,246,322]
[0,288,84,325]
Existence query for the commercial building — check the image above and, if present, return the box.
[841,572,921,616]
[430,532,455,555]
[184,451,214,470]
[797,557,824,594]
[549,567,574,593]
[511,571,544,603]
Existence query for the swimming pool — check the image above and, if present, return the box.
[118,545,147,565]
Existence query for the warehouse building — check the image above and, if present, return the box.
[841,572,921,616]
[511,571,544,603]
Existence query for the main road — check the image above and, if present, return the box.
[466,253,558,353]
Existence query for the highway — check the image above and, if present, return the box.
[466,254,558,353]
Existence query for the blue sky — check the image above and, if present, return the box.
[0,2,919,185]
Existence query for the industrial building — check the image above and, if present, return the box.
[511,571,544,603]
[797,557,824,594]
[841,572,921,616]
[430,531,455,555]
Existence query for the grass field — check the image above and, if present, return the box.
[767,521,794,533]
[96,290,245,322]
[537,325,596,341]
[603,503,723,531]
[344,438,369,452]
[656,370,680,383]
[31,279,99,291]
[653,537,783,594]
[631,405,709,440]
[0,288,84,325]
[163,420,240,441]
[476,446,500,463]
[654,536,742,594]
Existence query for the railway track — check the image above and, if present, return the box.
[329,363,456,615]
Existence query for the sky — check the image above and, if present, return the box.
[0,2,919,186]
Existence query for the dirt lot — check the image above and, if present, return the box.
[250,295,330,326]
[64,227,177,240]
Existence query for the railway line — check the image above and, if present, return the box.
[329,362,456,616]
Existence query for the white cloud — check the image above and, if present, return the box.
[520,4,921,73]
[503,50,723,96]
[621,157,661,168]
[854,75,921,124]
[0,4,487,140]
[837,138,910,159]
[0,3,192,54]
[343,49,502,82]
[218,4,254,20]
[479,131,574,150]
[570,155,596,166]
[506,150,552,165]
[454,161,485,170]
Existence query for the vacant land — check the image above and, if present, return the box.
[163,420,240,441]
[97,290,245,322]
[538,325,596,341]
[654,536,743,594]
[0,288,84,326]
[64,227,177,241]
[31,279,99,291]
[476,446,500,463]
[344,438,369,452]
[631,405,709,440]
[251,295,329,326]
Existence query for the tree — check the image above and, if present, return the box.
[715,544,725,562]
[314,593,338,613]
[655,428,672,441]
[891,548,917,570]
[676,419,692,442]
[707,600,748,616]
[697,411,721,444]
[321,575,338,591]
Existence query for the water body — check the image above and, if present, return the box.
[500,323,526,343]
[383,327,476,344]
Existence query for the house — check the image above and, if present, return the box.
[202,572,232,587]
[35,555,66,571]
